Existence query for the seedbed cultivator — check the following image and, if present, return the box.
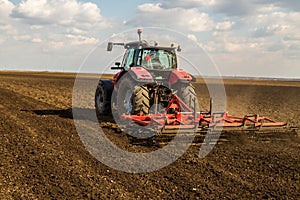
[119,93,297,144]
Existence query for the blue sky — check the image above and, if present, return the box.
[1,0,300,78]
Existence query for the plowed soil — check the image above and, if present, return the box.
[0,71,299,199]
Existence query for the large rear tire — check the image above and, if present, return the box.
[116,74,150,115]
[132,86,150,114]
[114,75,153,140]
[95,81,113,116]
[174,83,198,111]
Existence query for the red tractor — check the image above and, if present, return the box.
[95,29,198,119]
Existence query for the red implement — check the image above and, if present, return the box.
[121,94,288,133]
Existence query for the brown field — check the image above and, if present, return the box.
[0,71,299,199]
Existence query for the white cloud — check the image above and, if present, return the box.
[66,27,87,35]
[160,0,215,9]
[187,34,198,42]
[212,0,256,16]
[215,21,235,31]
[196,2,300,62]
[30,25,43,30]
[0,24,13,31]
[157,0,256,16]
[204,33,257,53]
[138,3,163,12]
[31,38,42,43]
[0,0,112,46]
[159,0,300,16]
[251,24,288,38]
[45,41,64,50]
[262,0,300,12]
[284,35,300,41]
[126,3,215,32]
[0,0,116,72]
[65,34,99,45]
[249,10,300,56]
[0,0,14,22]
[13,34,31,41]
[11,0,109,30]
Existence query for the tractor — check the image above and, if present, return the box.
[95,29,198,119]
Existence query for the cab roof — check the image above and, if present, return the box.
[124,40,181,51]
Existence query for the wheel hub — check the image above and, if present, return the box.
[96,92,104,109]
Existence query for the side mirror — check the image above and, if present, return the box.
[111,62,124,70]
[107,42,113,51]
[177,45,181,52]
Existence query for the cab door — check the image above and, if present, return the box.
[122,49,135,69]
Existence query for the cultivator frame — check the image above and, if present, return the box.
[121,93,296,137]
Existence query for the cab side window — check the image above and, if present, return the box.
[122,49,135,69]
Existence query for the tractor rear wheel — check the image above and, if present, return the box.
[132,86,150,114]
[174,83,199,111]
[95,81,113,116]
[116,75,150,115]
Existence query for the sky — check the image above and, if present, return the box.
[0,0,300,78]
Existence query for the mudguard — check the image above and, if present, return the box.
[127,67,153,82]
[113,67,153,86]
[112,71,123,86]
[169,69,195,85]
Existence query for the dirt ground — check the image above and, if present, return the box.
[0,71,299,199]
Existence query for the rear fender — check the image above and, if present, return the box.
[127,67,153,82]
[114,67,153,91]
[169,69,194,85]
[112,71,123,86]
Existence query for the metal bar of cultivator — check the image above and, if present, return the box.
[123,113,288,132]
[222,114,287,128]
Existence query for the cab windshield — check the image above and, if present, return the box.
[136,48,177,70]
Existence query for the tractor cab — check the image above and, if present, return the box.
[108,29,181,71]
[121,47,177,70]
